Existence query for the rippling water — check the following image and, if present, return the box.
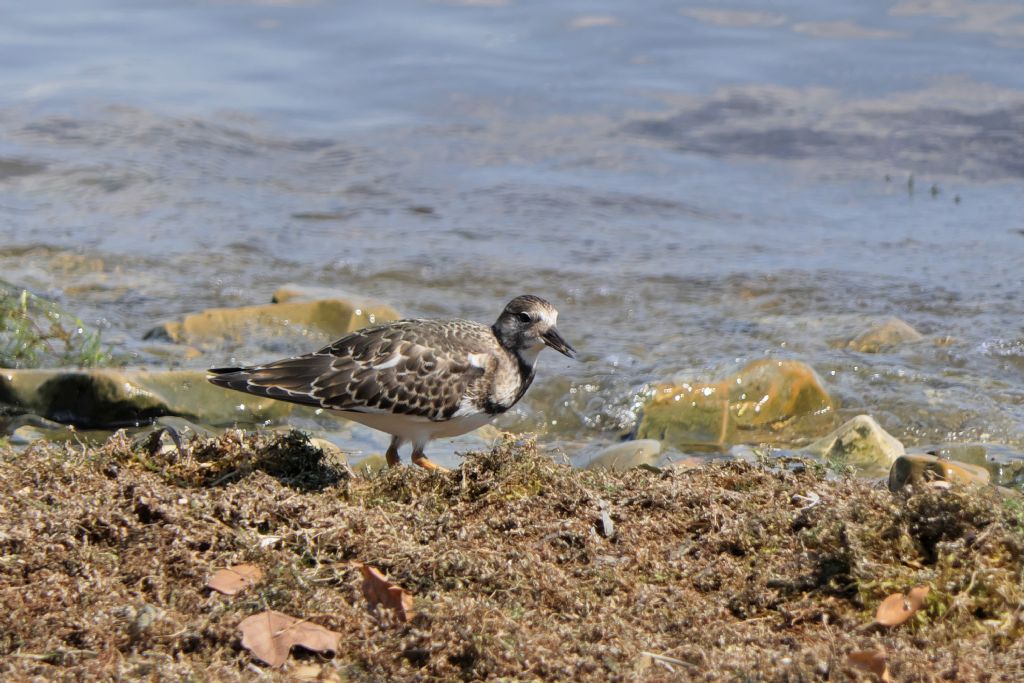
[2,0,1023,468]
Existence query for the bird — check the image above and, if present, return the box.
[207,294,576,471]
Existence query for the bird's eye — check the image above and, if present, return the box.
[517,312,532,323]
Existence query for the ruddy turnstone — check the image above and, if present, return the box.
[207,295,575,471]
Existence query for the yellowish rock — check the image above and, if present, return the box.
[0,369,298,428]
[584,439,663,472]
[847,317,923,353]
[887,453,992,492]
[353,454,389,475]
[146,297,400,344]
[271,283,391,307]
[637,359,834,450]
[804,415,905,476]
[308,437,349,466]
[637,383,732,449]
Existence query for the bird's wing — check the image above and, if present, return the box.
[208,319,492,421]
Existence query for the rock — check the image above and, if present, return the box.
[308,437,349,466]
[0,369,303,428]
[2,414,76,445]
[637,359,834,449]
[353,454,388,475]
[926,443,1024,490]
[846,317,923,353]
[727,359,834,429]
[888,453,992,492]
[137,341,204,363]
[144,297,400,345]
[584,439,662,472]
[271,283,390,307]
[11,424,59,445]
[636,383,732,449]
[665,455,706,471]
[803,415,905,475]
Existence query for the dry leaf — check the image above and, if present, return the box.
[875,585,929,626]
[207,563,263,595]
[360,564,415,622]
[291,663,325,680]
[848,649,892,682]
[907,585,930,610]
[238,610,340,668]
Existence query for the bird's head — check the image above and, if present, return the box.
[493,295,576,361]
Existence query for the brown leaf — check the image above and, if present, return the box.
[360,564,415,622]
[875,585,929,626]
[238,610,340,668]
[207,563,263,595]
[848,649,892,682]
[907,585,930,610]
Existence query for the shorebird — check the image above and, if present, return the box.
[207,295,575,470]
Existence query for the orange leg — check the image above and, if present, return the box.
[411,447,449,472]
[386,437,402,468]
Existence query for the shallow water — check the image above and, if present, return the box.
[1,0,1023,469]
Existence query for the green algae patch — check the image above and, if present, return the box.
[1,433,1022,681]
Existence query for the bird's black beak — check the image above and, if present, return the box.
[542,327,577,358]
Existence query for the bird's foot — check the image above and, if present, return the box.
[411,451,450,472]
[385,439,402,468]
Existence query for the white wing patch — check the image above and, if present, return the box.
[468,352,489,369]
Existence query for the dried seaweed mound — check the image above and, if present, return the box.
[0,432,1021,681]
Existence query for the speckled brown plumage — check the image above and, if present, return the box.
[208,295,576,470]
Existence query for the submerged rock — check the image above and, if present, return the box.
[637,359,834,450]
[10,423,71,446]
[145,297,400,345]
[353,453,389,475]
[584,439,662,472]
[888,453,992,491]
[926,443,1024,490]
[271,283,392,307]
[0,369,300,428]
[803,415,905,475]
[846,317,923,353]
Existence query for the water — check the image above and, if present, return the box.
[1,0,1023,468]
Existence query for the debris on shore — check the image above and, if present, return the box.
[1,431,1021,681]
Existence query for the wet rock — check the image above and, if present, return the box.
[888,453,992,492]
[145,297,400,345]
[270,283,390,307]
[803,415,905,475]
[637,359,834,449]
[637,383,732,449]
[846,317,923,353]
[0,369,300,428]
[308,437,349,467]
[353,454,388,475]
[584,439,662,472]
[664,454,706,471]
[927,443,1024,490]
[11,424,63,446]
[2,414,76,445]
[137,341,203,363]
